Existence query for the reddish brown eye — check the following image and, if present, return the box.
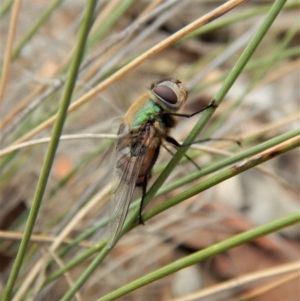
[153,85,177,104]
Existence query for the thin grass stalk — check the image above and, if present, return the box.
[97,211,300,301]
[182,0,299,41]
[195,6,299,141]
[59,246,110,301]
[88,0,137,49]
[251,21,300,88]
[86,0,192,88]
[0,0,13,19]
[1,2,98,300]
[194,44,300,94]
[10,186,110,301]
[11,0,65,60]
[245,46,300,70]
[151,128,300,200]
[0,0,21,101]
[210,20,300,132]
[181,261,300,301]
[12,0,246,145]
[44,240,106,286]
[0,0,189,139]
[237,273,300,301]
[144,135,299,220]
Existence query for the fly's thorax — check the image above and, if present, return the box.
[123,93,162,130]
[118,78,188,157]
[123,79,188,130]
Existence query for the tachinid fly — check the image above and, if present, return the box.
[107,78,215,248]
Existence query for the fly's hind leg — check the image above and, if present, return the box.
[166,135,240,147]
[139,175,148,225]
[138,146,160,225]
[165,136,201,169]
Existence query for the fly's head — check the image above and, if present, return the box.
[151,79,188,113]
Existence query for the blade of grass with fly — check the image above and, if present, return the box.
[120,0,289,246]
[58,1,289,301]
[41,128,299,287]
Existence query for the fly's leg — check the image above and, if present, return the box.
[166,135,241,147]
[164,100,218,118]
[139,175,148,225]
[163,142,200,170]
[164,100,240,145]
[138,146,160,225]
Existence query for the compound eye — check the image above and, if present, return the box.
[153,84,177,104]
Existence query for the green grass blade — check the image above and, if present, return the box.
[144,134,299,220]
[12,0,65,60]
[97,212,300,301]
[154,128,300,200]
[0,0,13,19]
[1,1,97,300]
[88,0,138,49]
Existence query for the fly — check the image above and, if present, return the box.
[107,79,216,248]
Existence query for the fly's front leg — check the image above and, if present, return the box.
[164,100,218,118]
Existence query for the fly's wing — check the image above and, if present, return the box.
[107,127,153,248]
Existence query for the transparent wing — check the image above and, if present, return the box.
[107,128,153,248]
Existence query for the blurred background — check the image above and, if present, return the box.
[0,1,299,300]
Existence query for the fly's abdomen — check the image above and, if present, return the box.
[136,146,159,185]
